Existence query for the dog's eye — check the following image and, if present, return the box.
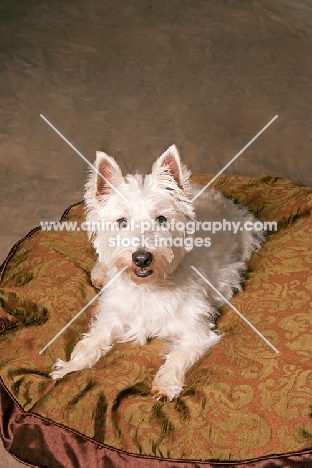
[117,218,128,229]
[156,215,167,225]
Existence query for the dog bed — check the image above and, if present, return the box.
[0,174,312,467]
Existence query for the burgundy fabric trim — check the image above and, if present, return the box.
[1,197,312,466]
[0,201,84,282]
[1,378,312,468]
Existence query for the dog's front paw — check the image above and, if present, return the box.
[151,372,184,402]
[50,358,72,380]
[91,276,104,290]
[91,261,107,290]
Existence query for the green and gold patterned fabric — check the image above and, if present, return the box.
[0,175,312,467]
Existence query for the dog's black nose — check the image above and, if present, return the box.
[132,251,153,268]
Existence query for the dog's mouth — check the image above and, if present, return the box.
[134,268,153,278]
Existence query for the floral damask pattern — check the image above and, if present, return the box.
[0,175,312,462]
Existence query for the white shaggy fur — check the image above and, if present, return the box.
[50,145,263,401]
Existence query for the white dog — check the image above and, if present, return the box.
[50,145,263,401]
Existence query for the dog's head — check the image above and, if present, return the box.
[85,145,195,284]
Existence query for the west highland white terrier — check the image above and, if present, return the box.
[50,145,263,401]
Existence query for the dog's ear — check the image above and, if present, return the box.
[153,145,189,191]
[94,151,125,198]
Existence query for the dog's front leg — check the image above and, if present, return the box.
[152,330,220,401]
[50,321,116,380]
[91,260,107,290]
